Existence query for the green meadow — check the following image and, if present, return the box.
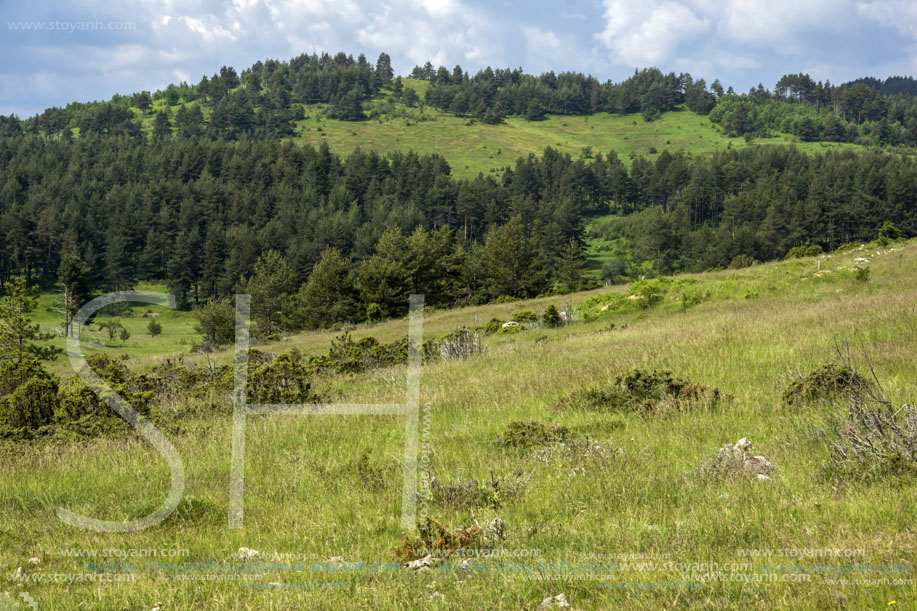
[3,240,916,609]
[138,79,862,180]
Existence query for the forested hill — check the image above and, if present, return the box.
[1,51,916,332]
[3,51,917,149]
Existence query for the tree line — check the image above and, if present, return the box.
[2,129,915,330]
[3,49,915,148]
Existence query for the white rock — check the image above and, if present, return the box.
[28,557,41,566]
[408,554,434,572]
[501,321,520,328]
[13,566,25,579]
[734,437,752,451]
[756,474,772,482]
[539,593,571,609]
[235,547,260,559]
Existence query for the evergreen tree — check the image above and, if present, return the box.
[555,239,588,292]
[152,111,172,138]
[297,247,360,328]
[480,216,548,298]
[58,254,92,337]
[239,251,294,338]
[0,277,61,363]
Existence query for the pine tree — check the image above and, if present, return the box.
[555,239,587,293]
[297,247,360,328]
[0,277,62,363]
[239,251,294,339]
[58,254,92,337]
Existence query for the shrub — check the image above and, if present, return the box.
[147,319,162,337]
[728,254,756,269]
[429,328,484,361]
[308,332,407,374]
[557,369,721,414]
[499,420,574,449]
[0,378,59,430]
[512,310,538,325]
[822,374,917,483]
[542,305,562,328]
[783,363,867,406]
[430,472,529,510]
[482,318,503,334]
[878,221,901,241]
[785,244,822,259]
[249,354,317,403]
[393,518,485,560]
[835,242,862,253]
[0,359,59,430]
[855,265,870,282]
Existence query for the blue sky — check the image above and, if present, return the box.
[2,0,916,117]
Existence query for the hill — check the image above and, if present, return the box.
[2,237,916,609]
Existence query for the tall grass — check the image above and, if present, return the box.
[2,241,916,608]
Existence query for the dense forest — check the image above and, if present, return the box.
[1,131,915,329]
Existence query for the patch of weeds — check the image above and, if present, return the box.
[353,448,391,490]
[556,369,721,414]
[783,363,867,406]
[173,495,220,524]
[425,328,484,361]
[393,517,484,560]
[498,421,574,450]
[823,402,917,483]
[430,471,531,510]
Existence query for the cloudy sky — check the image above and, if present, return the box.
[2,0,916,117]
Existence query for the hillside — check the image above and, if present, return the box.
[136,79,860,180]
[3,237,916,609]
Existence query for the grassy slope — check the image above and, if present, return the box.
[138,79,861,180]
[3,241,917,609]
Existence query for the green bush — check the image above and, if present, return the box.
[785,244,822,259]
[308,332,407,375]
[249,354,318,403]
[512,310,538,325]
[878,221,901,241]
[542,305,562,328]
[783,363,866,406]
[482,318,503,334]
[557,369,721,414]
[0,378,58,430]
[0,359,59,430]
[499,421,573,449]
[728,254,756,269]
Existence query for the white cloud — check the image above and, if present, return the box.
[595,0,710,66]
[857,0,917,37]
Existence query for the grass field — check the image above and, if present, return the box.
[3,240,916,609]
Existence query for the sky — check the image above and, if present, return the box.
[2,0,916,117]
